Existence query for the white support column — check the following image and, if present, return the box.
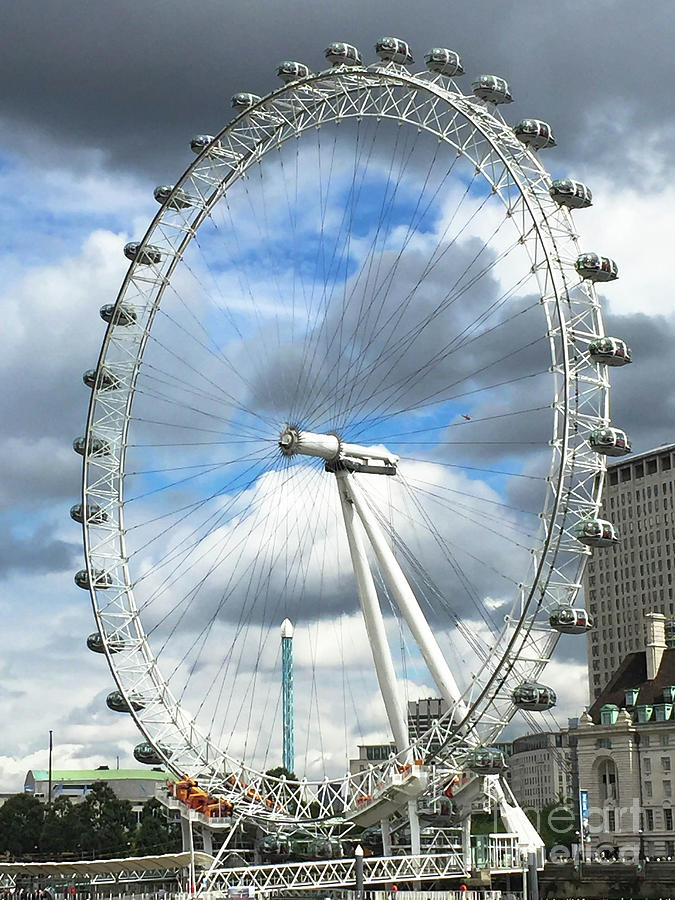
[344,473,472,727]
[408,798,421,856]
[336,473,410,757]
[380,817,392,857]
[462,816,472,870]
[201,825,213,856]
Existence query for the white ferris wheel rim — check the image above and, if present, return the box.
[79,59,609,816]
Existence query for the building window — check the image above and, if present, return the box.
[662,757,671,773]
[666,809,674,831]
[665,780,672,798]
[646,781,653,798]
[646,809,654,831]
[599,759,618,801]
[607,809,616,832]
[643,736,651,747]
[644,758,652,774]
[662,735,670,747]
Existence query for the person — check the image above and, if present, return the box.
[459,884,468,892]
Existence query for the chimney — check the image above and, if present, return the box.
[646,612,667,680]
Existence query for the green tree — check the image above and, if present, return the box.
[0,793,44,857]
[39,796,81,856]
[265,766,297,780]
[134,798,181,855]
[526,797,576,849]
[75,781,135,857]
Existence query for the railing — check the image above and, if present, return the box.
[199,841,524,896]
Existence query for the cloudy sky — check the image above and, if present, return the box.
[1,0,673,792]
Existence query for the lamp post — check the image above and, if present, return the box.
[48,730,53,806]
[355,844,364,900]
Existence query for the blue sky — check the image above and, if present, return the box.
[0,0,674,790]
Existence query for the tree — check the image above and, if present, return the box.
[265,766,297,780]
[75,781,135,857]
[0,793,44,857]
[526,796,576,849]
[39,796,81,856]
[134,798,181,855]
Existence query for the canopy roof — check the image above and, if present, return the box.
[28,769,168,783]
[0,851,213,877]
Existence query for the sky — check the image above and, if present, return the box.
[1,0,674,793]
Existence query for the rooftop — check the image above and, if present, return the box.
[588,648,675,723]
[27,768,168,783]
[607,442,675,469]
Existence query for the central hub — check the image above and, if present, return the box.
[278,425,341,460]
[278,425,399,475]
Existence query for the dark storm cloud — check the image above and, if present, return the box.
[604,311,675,453]
[0,523,79,577]
[1,1,672,178]
[505,310,675,511]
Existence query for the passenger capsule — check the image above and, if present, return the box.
[123,242,162,266]
[74,568,112,590]
[324,42,363,67]
[512,681,557,711]
[190,134,216,154]
[375,37,414,65]
[83,367,119,391]
[73,434,110,457]
[549,606,593,634]
[589,426,632,457]
[588,336,632,366]
[573,518,619,547]
[70,503,108,524]
[134,741,171,765]
[472,75,512,104]
[87,632,125,654]
[277,61,312,83]
[153,185,194,210]
[466,747,507,775]
[574,252,618,282]
[424,48,463,77]
[99,303,137,327]
[106,690,145,713]
[514,119,556,150]
[231,93,261,110]
[549,178,592,209]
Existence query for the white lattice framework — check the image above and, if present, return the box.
[79,58,612,823]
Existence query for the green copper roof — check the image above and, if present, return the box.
[28,769,168,782]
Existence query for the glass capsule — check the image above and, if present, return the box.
[588,336,632,366]
[472,75,512,104]
[374,37,414,65]
[324,42,362,66]
[99,303,137,326]
[123,242,162,265]
[424,48,463,76]
[549,178,592,209]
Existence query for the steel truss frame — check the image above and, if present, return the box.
[200,839,522,896]
[80,57,610,824]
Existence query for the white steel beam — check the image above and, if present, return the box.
[336,472,410,758]
[343,474,473,732]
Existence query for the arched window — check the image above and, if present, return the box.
[598,759,618,801]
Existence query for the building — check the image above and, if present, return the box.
[507,730,575,811]
[349,742,396,775]
[349,697,449,774]
[25,767,168,815]
[585,443,675,700]
[575,613,675,858]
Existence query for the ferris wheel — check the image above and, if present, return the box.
[72,37,631,832]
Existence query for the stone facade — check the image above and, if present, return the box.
[508,730,575,811]
[585,443,675,701]
[575,624,675,859]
